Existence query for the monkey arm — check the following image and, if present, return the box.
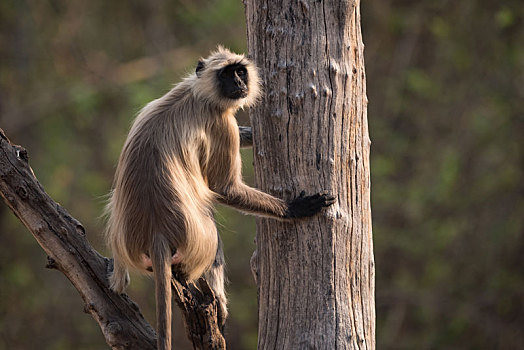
[238,126,252,148]
[216,182,335,219]
[217,182,288,218]
[212,121,334,218]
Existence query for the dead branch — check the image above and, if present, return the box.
[0,128,225,350]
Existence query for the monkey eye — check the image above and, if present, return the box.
[236,67,247,76]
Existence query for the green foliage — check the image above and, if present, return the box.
[364,1,524,348]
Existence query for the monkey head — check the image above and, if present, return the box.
[192,46,261,109]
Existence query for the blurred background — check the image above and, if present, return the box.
[0,0,522,349]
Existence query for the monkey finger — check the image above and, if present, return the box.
[309,194,330,204]
[316,192,335,202]
[310,191,332,201]
[324,199,336,206]
[323,195,336,205]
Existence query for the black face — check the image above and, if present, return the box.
[217,64,249,99]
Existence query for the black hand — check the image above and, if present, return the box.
[285,191,336,218]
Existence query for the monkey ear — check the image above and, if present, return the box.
[196,60,205,77]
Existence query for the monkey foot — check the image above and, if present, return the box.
[171,251,183,264]
[140,251,183,271]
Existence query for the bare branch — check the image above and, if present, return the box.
[0,128,225,350]
[172,277,226,349]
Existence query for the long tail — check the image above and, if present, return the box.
[151,237,172,350]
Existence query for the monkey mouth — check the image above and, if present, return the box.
[229,89,248,99]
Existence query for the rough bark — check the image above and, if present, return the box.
[0,128,225,350]
[172,277,226,350]
[245,0,375,349]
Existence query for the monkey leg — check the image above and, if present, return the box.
[204,234,228,326]
[109,257,130,293]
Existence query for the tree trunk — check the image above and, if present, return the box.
[245,1,375,349]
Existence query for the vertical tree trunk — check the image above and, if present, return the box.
[245,1,374,349]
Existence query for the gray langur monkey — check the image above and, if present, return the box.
[105,46,335,350]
